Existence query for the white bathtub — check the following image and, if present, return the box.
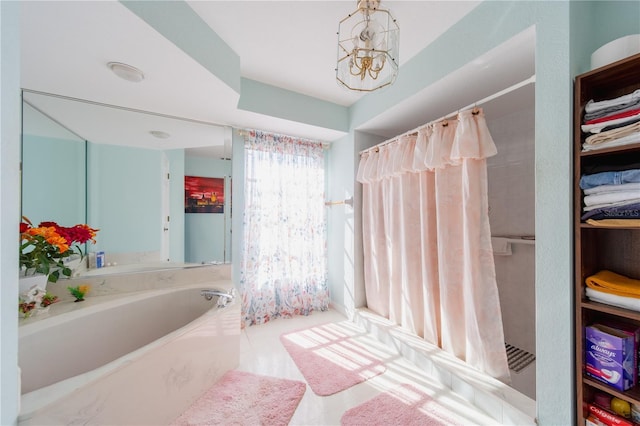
[18,283,240,425]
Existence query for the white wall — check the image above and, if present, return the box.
[167,149,185,263]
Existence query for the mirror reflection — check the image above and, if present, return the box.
[22,102,87,228]
[21,92,232,277]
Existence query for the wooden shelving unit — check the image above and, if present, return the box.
[574,52,640,424]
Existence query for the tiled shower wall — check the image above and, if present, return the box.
[487,105,536,375]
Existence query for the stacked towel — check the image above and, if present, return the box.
[579,169,640,222]
[583,121,640,152]
[586,270,640,299]
[584,89,640,120]
[581,88,640,149]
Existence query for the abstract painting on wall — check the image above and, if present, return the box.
[185,176,225,213]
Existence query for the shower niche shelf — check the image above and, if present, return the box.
[574,52,640,425]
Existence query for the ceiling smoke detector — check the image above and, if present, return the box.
[107,62,145,83]
[149,130,170,139]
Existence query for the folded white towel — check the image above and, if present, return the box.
[491,237,512,256]
[586,287,640,312]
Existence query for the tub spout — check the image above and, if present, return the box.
[201,288,236,307]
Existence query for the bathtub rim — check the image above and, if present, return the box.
[18,282,237,422]
[76,261,228,278]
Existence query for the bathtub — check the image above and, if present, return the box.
[18,282,240,425]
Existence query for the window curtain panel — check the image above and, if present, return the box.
[240,130,329,327]
[357,109,510,382]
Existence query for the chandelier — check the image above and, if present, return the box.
[336,0,399,92]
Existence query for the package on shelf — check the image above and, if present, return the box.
[602,319,640,383]
[587,403,634,426]
[585,324,636,391]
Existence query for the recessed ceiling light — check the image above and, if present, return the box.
[107,62,145,83]
[149,130,170,139]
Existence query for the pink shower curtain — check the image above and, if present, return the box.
[357,109,510,382]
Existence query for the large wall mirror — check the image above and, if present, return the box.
[22,101,87,227]
[21,91,233,276]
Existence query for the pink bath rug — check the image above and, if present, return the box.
[170,370,306,426]
[280,321,387,396]
[341,384,465,426]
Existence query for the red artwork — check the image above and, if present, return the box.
[185,176,225,213]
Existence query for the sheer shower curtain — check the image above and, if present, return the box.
[240,130,329,327]
[357,109,510,382]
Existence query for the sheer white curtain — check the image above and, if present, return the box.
[357,109,510,382]
[240,130,329,327]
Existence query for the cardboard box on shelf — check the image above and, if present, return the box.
[585,324,635,391]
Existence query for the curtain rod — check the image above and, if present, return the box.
[359,74,536,155]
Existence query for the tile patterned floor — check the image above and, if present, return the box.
[238,309,499,425]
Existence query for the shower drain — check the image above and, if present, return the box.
[505,343,536,373]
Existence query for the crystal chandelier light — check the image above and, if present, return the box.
[336,0,399,92]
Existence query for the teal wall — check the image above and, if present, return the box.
[1,1,21,423]
[87,144,162,254]
[184,156,231,263]
[326,131,382,317]
[22,139,188,263]
[571,1,640,76]
[4,1,640,424]
[591,1,640,59]
[21,134,86,227]
[238,78,349,132]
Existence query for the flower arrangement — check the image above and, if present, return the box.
[20,216,98,283]
[18,287,59,318]
[68,285,90,302]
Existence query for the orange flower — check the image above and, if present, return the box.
[25,227,69,253]
[20,216,99,283]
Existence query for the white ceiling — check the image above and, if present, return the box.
[19,1,534,157]
[188,0,482,107]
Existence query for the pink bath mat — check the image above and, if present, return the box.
[171,370,306,426]
[280,321,387,396]
[341,384,464,426]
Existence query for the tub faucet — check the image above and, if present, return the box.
[201,288,235,307]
